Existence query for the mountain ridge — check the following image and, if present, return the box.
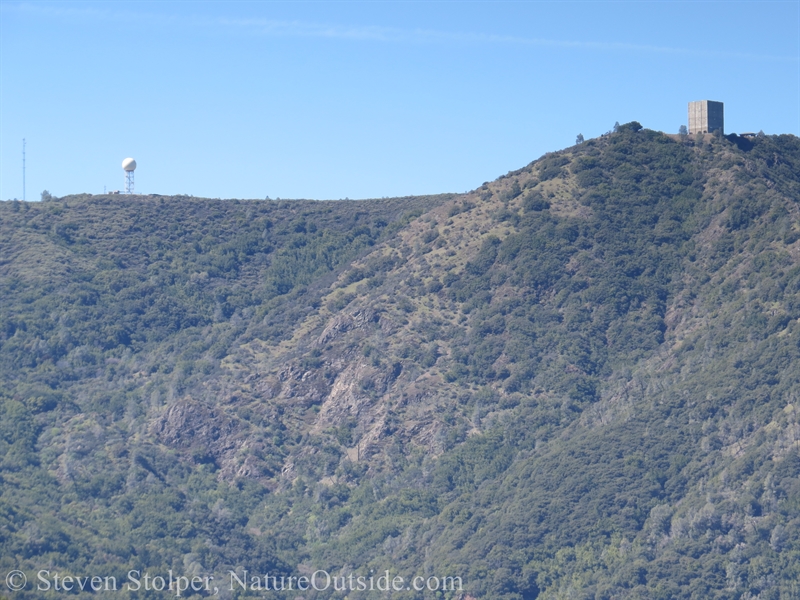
[2,127,799,598]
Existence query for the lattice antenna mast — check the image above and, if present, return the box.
[122,158,137,194]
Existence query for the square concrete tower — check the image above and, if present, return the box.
[688,100,724,134]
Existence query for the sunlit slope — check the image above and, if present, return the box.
[234,128,800,599]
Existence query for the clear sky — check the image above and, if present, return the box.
[1,1,798,201]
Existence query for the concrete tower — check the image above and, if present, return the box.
[688,100,724,135]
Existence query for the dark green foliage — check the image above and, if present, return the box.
[538,155,569,181]
[500,181,523,202]
[522,191,551,212]
[618,121,643,132]
[0,195,445,372]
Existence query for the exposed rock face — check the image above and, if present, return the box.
[152,398,283,479]
[316,308,380,346]
[154,399,240,451]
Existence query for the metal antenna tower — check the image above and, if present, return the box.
[122,158,137,194]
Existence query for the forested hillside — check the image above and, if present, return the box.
[1,127,799,599]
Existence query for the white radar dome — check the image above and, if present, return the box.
[122,158,137,171]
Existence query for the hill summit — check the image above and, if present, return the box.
[2,126,799,598]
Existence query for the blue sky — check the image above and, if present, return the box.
[1,1,798,200]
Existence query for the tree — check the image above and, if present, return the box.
[41,190,53,202]
[679,125,688,138]
[613,122,621,133]
[576,134,585,145]
[617,121,643,133]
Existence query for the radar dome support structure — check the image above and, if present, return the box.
[122,158,137,194]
